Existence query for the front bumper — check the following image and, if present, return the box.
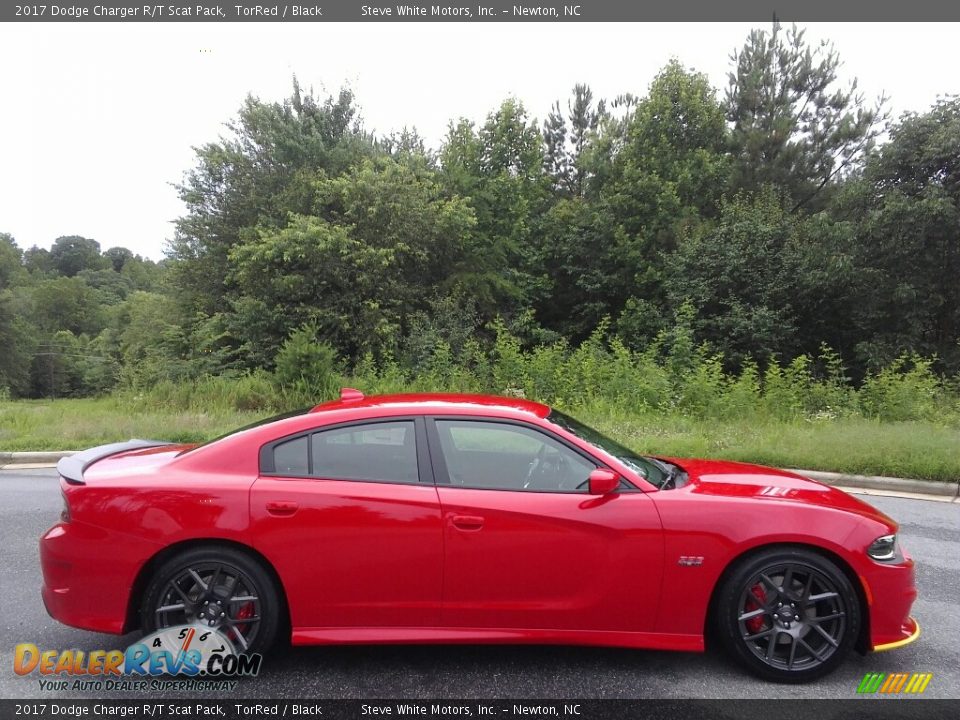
[860,554,920,652]
[874,616,921,652]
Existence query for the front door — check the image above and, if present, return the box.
[428,418,663,633]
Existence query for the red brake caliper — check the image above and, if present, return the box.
[744,583,767,633]
[234,602,255,637]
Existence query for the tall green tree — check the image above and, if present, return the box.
[29,277,105,336]
[49,236,106,277]
[668,187,854,366]
[726,21,884,211]
[0,290,32,395]
[116,291,191,387]
[0,233,23,290]
[543,85,607,197]
[838,98,960,372]
[536,197,611,338]
[22,246,53,276]
[103,246,134,273]
[572,61,729,343]
[170,81,373,318]
[440,99,550,317]
[229,157,476,363]
[543,102,569,194]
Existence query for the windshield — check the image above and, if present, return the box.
[547,410,669,488]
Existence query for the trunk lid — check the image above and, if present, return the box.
[57,440,195,485]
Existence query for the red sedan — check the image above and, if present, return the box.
[40,390,919,682]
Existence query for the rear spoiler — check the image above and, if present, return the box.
[56,439,173,485]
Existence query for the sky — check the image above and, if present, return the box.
[1,22,957,260]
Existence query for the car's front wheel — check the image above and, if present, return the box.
[141,546,281,655]
[716,547,861,682]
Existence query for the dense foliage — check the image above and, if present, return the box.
[1,24,958,426]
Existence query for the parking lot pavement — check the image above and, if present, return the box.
[1,468,956,699]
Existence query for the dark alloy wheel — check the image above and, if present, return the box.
[716,548,861,682]
[141,547,281,655]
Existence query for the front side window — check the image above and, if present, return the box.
[547,410,668,487]
[435,420,595,492]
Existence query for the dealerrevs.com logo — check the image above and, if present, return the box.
[14,625,262,692]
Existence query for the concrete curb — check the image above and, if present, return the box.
[0,452,957,500]
[787,468,959,499]
[0,451,76,465]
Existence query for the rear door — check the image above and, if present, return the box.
[427,417,664,633]
[250,417,443,631]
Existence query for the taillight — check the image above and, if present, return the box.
[60,491,71,523]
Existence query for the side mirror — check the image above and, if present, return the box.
[588,468,620,495]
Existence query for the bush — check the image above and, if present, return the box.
[860,356,941,421]
[104,317,958,432]
[273,325,341,405]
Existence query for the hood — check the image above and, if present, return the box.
[664,457,896,527]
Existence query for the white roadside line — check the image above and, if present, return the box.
[0,463,59,470]
[837,486,959,504]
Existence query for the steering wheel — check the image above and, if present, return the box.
[522,445,548,489]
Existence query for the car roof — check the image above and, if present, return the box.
[173,391,555,473]
[310,391,551,419]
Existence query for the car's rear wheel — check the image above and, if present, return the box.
[141,546,281,655]
[716,547,860,682]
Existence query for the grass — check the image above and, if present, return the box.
[0,397,266,451]
[2,397,958,483]
[578,409,960,483]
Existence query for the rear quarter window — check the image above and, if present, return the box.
[272,436,309,476]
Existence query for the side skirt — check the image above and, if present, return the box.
[291,626,703,652]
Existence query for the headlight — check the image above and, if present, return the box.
[867,533,900,562]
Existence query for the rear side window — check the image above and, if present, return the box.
[312,421,417,483]
[265,420,419,484]
[272,436,309,476]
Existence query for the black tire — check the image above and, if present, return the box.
[141,546,281,655]
[715,547,860,683]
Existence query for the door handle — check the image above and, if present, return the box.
[265,501,299,516]
[451,514,484,531]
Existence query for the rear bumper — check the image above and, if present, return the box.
[40,520,150,635]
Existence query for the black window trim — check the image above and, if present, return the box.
[259,416,433,486]
[424,415,639,493]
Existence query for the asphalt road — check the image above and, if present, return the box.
[1,468,956,700]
